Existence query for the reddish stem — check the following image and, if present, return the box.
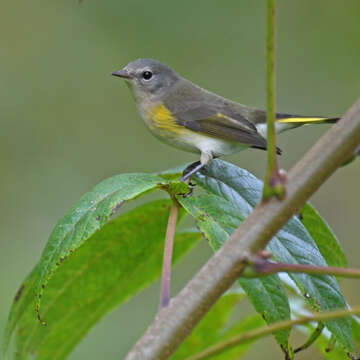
[159,199,179,309]
[253,258,360,279]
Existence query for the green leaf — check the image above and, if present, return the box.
[172,293,242,360]
[300,204,347,268]
[314,331,351,360]
[31,173,187,322]
[238,277,291,352]
[156,163,190,180]
[185,159,352,353]
[172,293,265,360]
[3,199,201,360]
[178,194,291,352]
[210,313,266,359]
[2,265,39,358]
[351,317,360,350]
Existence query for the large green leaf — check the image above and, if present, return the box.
[172,293,242,360]
[31,173,188,322]
[178,194,292,353]
[184,159,352,352]
[172,293,265,360]
[300,204,347,268]
[351,317,360,352]
[209,313,266,359]
[238,277,291,353]
[3,199,200,360]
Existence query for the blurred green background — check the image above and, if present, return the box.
[1,0,359,359]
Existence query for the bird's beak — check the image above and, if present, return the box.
[111,69,131,79]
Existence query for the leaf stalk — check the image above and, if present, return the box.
[159,197,180,309]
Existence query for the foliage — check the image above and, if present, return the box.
[2,160,356,360]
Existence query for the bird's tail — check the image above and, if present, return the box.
[276,115,339,125]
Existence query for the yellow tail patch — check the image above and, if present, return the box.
[277,117,327,124]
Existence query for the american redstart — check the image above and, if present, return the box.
[112,58,337,181]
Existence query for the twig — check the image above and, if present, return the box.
[124,99,360,360]
[159,198,179,309]
[247,258,360,279]
[263,0,284,199]
[185,307,360,360]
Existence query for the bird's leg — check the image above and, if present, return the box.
[180,152,212,182]
[180,161,204,182]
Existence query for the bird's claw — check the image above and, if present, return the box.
[180,181,196,198]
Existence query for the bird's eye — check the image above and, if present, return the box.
[142,71,153,80]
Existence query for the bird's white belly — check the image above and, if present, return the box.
[256,122,297,138]
[169,131,249,157]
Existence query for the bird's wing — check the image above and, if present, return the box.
[174,103,269,150]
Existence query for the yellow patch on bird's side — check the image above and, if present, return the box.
[277,117,326,123]
[149,104,184,134]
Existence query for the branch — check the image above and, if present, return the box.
[245,258,360,279]
[263,0,284,199]
[185,307,360,360]
[159,198,179,309]
[125,99,360,360]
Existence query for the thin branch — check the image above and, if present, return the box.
[185,307,360,360]
[159,198,179,309]
[247,258,360,279]
[265,0,277,176]
[125,99,360,360]
[263,0,284,199]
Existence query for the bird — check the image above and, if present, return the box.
[111,58,337,181]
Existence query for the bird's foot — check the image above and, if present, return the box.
[180,181,196,198]
[180,161,204,182]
